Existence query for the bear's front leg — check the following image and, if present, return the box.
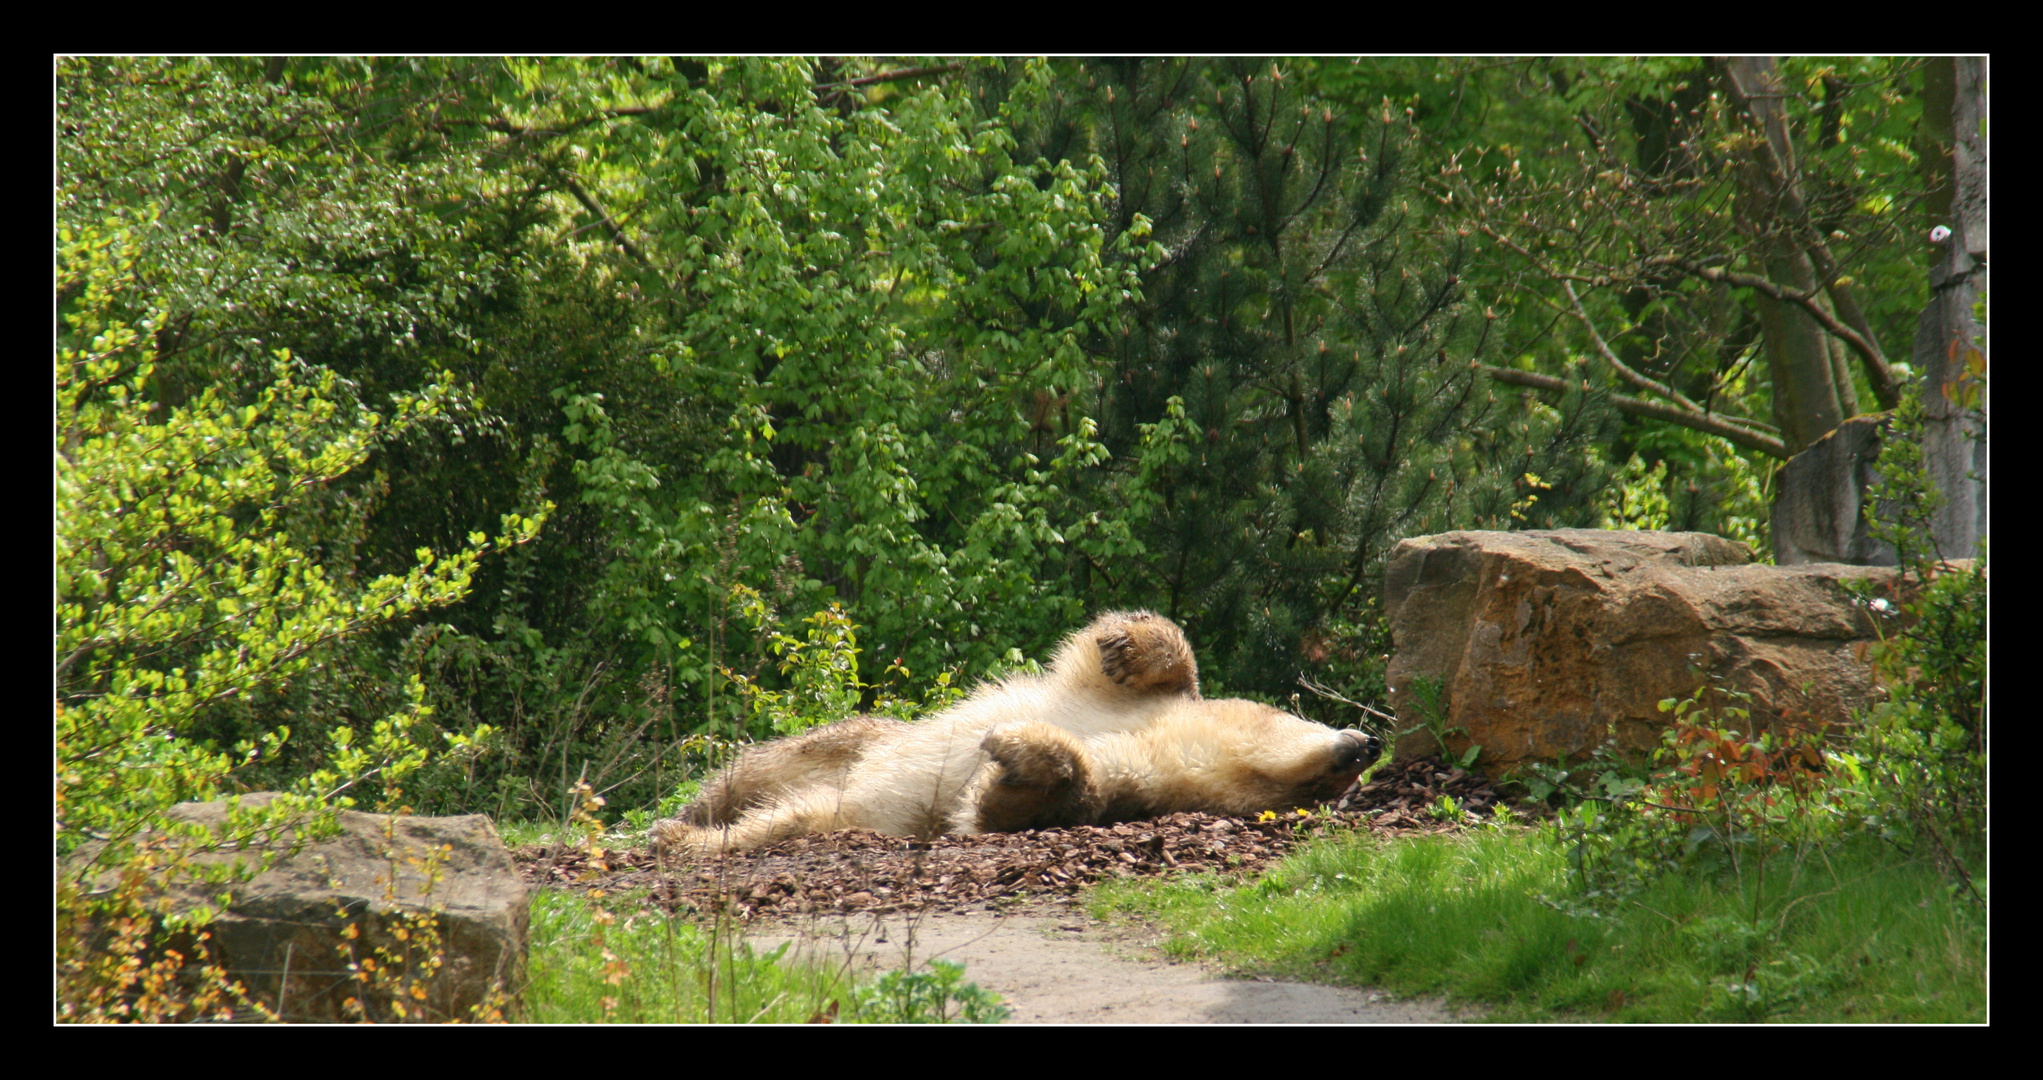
[963,722,1105,833]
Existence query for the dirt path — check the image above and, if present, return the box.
[746,899,1466,1024]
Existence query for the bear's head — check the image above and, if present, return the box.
[1126,700,1382,818]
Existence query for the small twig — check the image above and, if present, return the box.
[1295,674,1399,727]
[1627,899,1680,925]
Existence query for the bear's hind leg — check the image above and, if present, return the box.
[962,722,1104,833]
[1093,611,1200,699]
[655,788,858,856]
[682,716,907,826]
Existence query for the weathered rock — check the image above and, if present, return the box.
[75,793,528,1022]
[1384,529,1895,774]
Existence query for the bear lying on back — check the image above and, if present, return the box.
[652,611,1380,854]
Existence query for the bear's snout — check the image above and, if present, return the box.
[1333,729,1382,770]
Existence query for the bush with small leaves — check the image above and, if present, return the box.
[56,225,538,1021]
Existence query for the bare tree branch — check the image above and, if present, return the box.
[1296,675,1400,728]
[1647,255,1895,406]
[1477,362,1787,458]
[1562,280,1705,412]
[815,63,964,90]
[563,177,651,268]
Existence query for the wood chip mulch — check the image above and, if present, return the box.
[514,756,1520,922]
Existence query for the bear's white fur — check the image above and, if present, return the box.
[652,611,1378,854]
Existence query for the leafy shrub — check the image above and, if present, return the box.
[1597,431,1772,555]
[55,224,532,1020]
[849,960,1012,1024]
[1849,373,1987,897]
[721,587,870,739]
[1513,675,1858,931]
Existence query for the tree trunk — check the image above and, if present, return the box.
[1912,56,1988,562]
[1719,56,1850,457]
[1752,243,1846,454]
[1773,57,1987,565]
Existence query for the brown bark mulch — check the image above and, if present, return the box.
[513,755,1519,922]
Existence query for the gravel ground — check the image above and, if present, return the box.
[518,756,1510,919]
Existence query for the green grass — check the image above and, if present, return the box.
[522,890,1009,1023]
[498,820,565,848]
[1090,826,1985,1022]
[524,890,851,1023]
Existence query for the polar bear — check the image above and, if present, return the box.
[652,611,1379,853]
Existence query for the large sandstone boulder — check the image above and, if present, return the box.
[1383,529,1895,774]
[72,793,529,1022]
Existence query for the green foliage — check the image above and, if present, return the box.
[545,56,1142,670]
[405,58,1155,815]
[60,56,580,819]
[1540,687,1851,909]
[62,56,1134,822]
[1598,432,1769,554]
[56,224,538,861]
[57,57,525,405]
[1421,58,1936,457]
[849,959,1012,1024]
[720,586,895,739]
[1395,673,1480,769]
[54,220,535,1021]
[991,57,1614,697]
[1849,377,1987,895]
[1601,454,1674,530]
